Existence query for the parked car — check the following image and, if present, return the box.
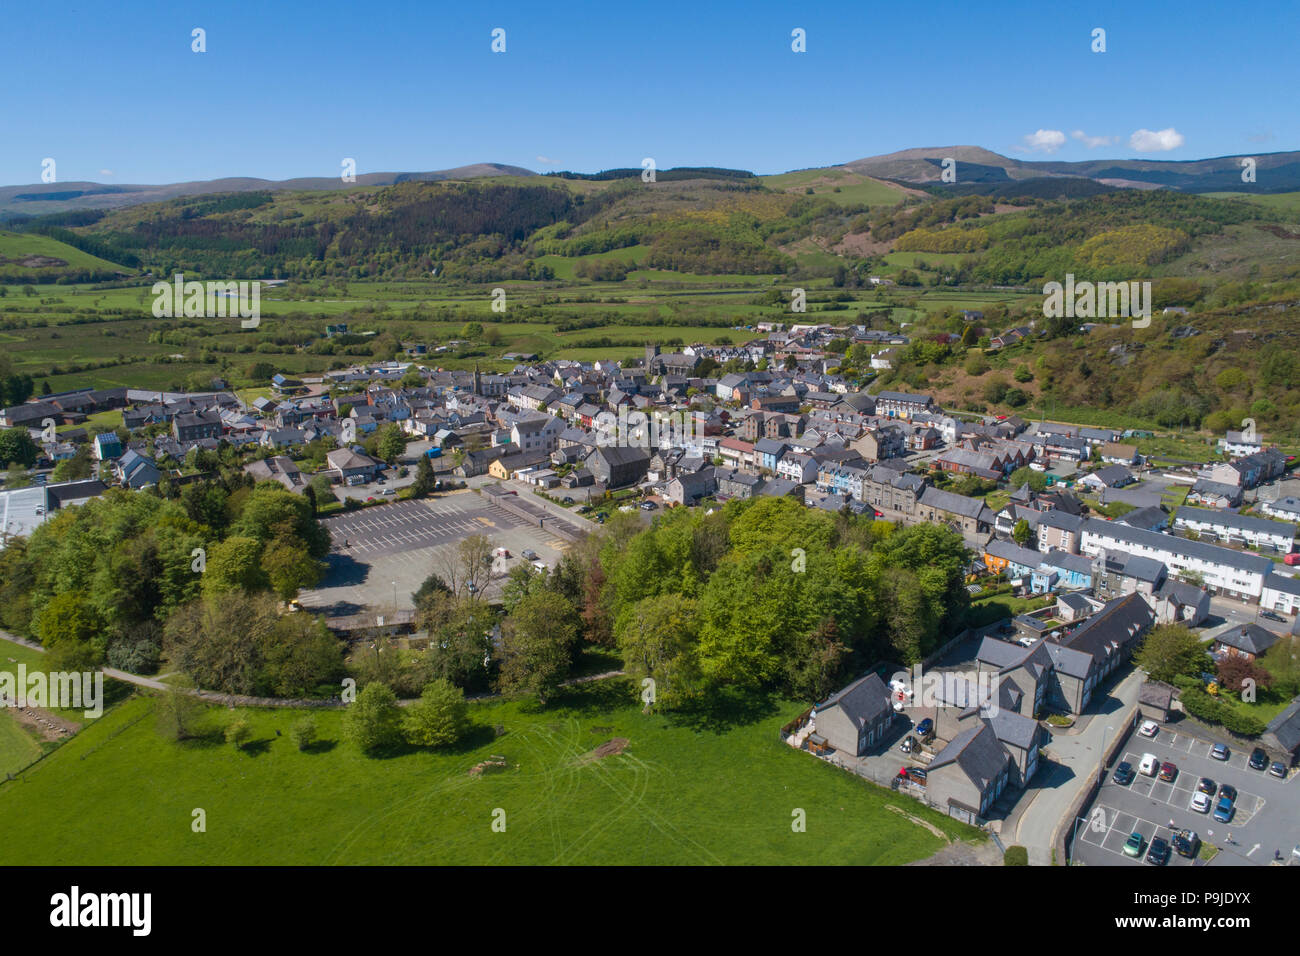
[1284,553,1300,566]
[1139,720,1160,738]
[1213,796,1235,823]
[380,488,395,496]
[1197,777,1217,796]
[531,561,547,573]
[521,549,539,561]
[639,501,657,511]
[1269,761,1288,779]
[493,547,511,559]
[899,736,917,754]
[1210,743,1230,761]
[1159,761,1178,782]
[903,766,927,784]
[1173,830,1200,859]
[1113,761,1135,785]
[1191,792,1212,814]
[1146,836,1170,866]
[1139,753,1159,776]
[562,496,575,505]
[1249,748,1269,771]
[915,718,934,739]
[1219,783,1237,803]
[1261,610,1287,623]
[1123,832,1144,857]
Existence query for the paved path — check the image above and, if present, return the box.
[1012,669,1143,865]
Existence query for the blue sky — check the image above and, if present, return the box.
[3,0,1295,185]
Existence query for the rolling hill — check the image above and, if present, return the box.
[840,146,1300,194]
[0,163,537,220]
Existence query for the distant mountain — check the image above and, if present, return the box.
[0,163,537,219]
[841,146,1300,194]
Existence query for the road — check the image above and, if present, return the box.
[1012,668,1144,865]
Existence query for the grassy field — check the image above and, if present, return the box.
[760,168,906,206]
[0,230,131,275]
[0,680,981,865]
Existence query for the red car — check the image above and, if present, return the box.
[1285,553,1300,566]
[1159,761,1178,782]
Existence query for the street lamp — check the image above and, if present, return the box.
[1071,814,1086,866]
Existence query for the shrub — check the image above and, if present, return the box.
[1004,845,1029,866]
[290,715,318,751]
[225,718,253,749]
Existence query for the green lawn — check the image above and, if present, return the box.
[0,713,43,778]
[0,681,981,865]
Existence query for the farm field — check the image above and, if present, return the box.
[0,681,981,866]
[0,277,1035,391]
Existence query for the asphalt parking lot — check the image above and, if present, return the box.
[1075,722,1297,867]
[299,491,579,614]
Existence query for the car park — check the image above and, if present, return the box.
[1158,761,1178,782]
[1113,761,1135,785]
[1210,743,1230,761]
[1146,837,1170,866]
[1123,832,1143,857]
[1139,720,1159,738]
[1250,748,1269,770]
[1191,792,1212,813]
[1269,761,1288,779]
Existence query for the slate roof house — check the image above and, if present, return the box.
[1211,623,1281,663]
[812,673,895,757]
[585,445,650,488]
[1262,698,1300,767]
[1042,592,1154,714]
[924,723,1013,824]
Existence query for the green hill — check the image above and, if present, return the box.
[0,230,133,282]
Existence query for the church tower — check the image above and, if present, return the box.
[473,362,482,397]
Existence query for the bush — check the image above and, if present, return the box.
[402,678,470,748]
[1004,845,1029,866]
[106,631,162,675]
[225,718,253,749]
[290,715,318,751]
[343,682,403,754]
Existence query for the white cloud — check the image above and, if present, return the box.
[1128,127,1185,152]
[98,169,114,176]
[535,155,558,165]
[1021,129,1067,153]
[1070,130,1116,149]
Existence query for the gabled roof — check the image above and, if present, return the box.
[927,722,1009,792]
[1215,623,1281,657]
[816,673,891,728]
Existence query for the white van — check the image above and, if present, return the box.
[1139,753,1159,776]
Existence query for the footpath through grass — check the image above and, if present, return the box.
[0,680,981,865]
